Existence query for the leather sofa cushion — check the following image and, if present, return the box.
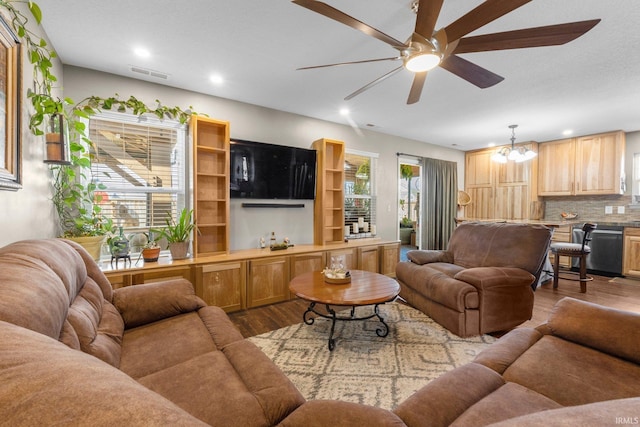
[503,335,640,406]
[547,297,640,365]
[0,320,206,426]
[448,222,551,275]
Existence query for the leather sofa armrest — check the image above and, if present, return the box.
[407,250,453,265]
[473,328,544,374]
[454,267,534,290]
[113,279,206,329]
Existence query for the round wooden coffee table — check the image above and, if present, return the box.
[289,270,400,351]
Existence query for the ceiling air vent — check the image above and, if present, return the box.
[130,66,169,80]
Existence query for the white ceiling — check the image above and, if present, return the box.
[34,0,640,151]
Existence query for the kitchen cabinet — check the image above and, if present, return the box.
[538,131,625,196]
[196,262,246,312]
[247,256,290,308]
[464,142,538,219]
[623,228,640,278]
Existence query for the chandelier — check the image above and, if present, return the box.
[491,125,537,163]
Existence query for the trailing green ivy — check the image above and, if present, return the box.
[1,1,200,236]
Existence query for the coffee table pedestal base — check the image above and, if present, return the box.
[302,302,391,351]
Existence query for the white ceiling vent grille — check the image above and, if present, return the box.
[130,66,169,80]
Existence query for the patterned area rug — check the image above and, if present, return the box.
[248,302,496,410]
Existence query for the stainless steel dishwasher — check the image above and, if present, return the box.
[572,225,623,276]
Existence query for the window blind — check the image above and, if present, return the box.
[88,113,187,234]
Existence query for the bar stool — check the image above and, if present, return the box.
[550,223,597,293]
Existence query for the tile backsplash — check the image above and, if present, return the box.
[543,195,640,223]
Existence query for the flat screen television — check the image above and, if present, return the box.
[229,139,316,200]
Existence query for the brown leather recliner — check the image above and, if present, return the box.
[396,222,552,337]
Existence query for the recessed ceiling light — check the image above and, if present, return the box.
[562,129,574,136]
[133,47,150,58]
[210,74,224,85]
[339,108,350,116]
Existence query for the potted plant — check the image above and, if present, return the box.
[156,208,196,260]
[141,239,161,263]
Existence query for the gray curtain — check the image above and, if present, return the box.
[422,158,458,250]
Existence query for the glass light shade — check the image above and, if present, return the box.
[405,53,441,72]
[523,149,537,160]
[491,151,508,163]
[507,149,522,161]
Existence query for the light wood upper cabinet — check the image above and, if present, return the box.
[575,132,625,195]
[537,139,575,195]
[464,142,537,220]
[538,131,625,196]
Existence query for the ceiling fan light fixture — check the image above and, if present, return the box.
[405,53,441,72]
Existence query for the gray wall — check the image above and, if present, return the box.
[3,64,464,249]
[0,5,61,247]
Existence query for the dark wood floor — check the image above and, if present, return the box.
[228,274,640,338]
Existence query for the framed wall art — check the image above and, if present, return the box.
[0,15,20,191]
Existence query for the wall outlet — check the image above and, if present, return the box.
[605,206,613,214]
[618,206,626,214]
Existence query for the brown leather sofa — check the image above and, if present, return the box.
[393,297,640,426]
[0,239,401,426]
[396,222,552,337]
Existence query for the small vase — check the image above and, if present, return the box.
[169,241,190,260]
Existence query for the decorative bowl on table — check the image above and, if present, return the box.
[322,269,351,284]
[560,212,578,220]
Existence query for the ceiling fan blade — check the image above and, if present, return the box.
[345,66,404,101]
[407,72,427,105]
[444,0,532,42]
[453,19,601,53]
[292,0,407,49]
[440,55,504,88]
[414,0,444,39]
[297,57,401,70]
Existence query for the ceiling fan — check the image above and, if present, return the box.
[292,0,600,104]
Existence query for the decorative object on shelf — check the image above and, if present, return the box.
[491,125,537,163]
[270,231,276,247]
[561,212,579,220]
[108,227,131,268]
[322,255,350,284]
[44,112,70,165]
[457,190,471,206]
[140,232,161,263]
[156,208,195,260]
[260,236,266,248]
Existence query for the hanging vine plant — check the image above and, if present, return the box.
[2,1,200,237]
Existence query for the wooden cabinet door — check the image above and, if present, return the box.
[379,243,400,277]
[465,150,494,219]
[326,248,357,271]
[538,139,575,195]
[131,266,193,285]
[358,245,379,273]
[290,252,325,279]
[623,228,640,277]
[196,262,246,312]
[247,256,290,308]
[575,131,624,195]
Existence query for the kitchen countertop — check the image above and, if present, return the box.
[455,218,640,228]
